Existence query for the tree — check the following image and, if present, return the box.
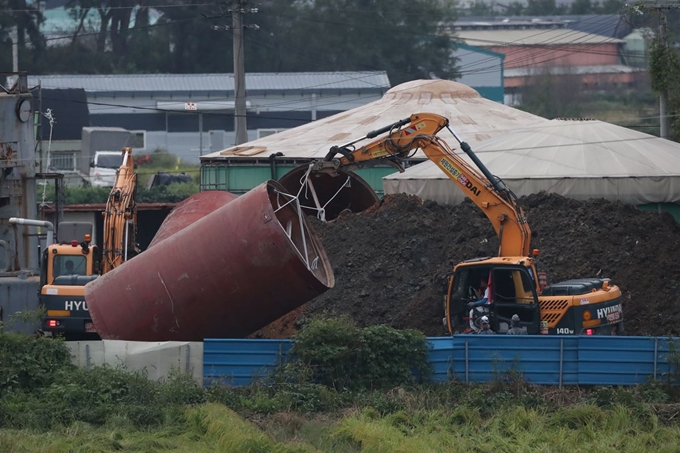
[525,0,566,15]
[244,0,459,85]
[600,0,625,14]
[0,0,46,69]
[464,1,498,17]
[570,0,600,15]
[518,68,584,119]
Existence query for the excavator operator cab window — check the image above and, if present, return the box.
[451,267,491,302]
[492,266,540,333]
[53,255,88,282]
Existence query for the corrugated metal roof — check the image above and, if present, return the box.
[455,29,624,46]
[456,15,630,39]
[201,79,549,161]
[505,65,644,77]
[27,72,390,93]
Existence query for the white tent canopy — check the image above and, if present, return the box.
[201,80,548,161]
[383,119,680,205]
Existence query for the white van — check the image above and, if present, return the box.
[89,151,122,187]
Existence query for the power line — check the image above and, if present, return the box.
[44,15,205,42]
[4,3,216,13]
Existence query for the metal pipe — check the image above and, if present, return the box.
[269,152,283,180]
[9,218,54,246]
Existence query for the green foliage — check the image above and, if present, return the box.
[648,29,680,142]
[284,315,431,391]
[0,333,71,396]
[518,71,585,119]
[0,332,210,431]
[525,0,566,15]
[570,0,597,14]
[649,39,680,96]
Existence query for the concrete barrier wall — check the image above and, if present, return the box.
[67,340,203,383]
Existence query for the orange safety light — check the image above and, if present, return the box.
[71,240,78,247]
[84,234,91,243]
[531,249,540,257]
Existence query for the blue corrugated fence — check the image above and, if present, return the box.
[203,336,676,387]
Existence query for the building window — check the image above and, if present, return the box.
[257,128,287,139]
[128,130,146,150]
[49,152,78,172]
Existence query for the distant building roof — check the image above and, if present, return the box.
[455,14,631,39]
[454,28,624,47]
[27,72,391,95]
[505,64,644,77]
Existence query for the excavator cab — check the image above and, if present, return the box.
[446,261,542,334]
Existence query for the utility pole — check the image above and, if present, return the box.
[11,26,18,73]
[232,4,247,145]
[213,1,259,145]
[658,7,671,139]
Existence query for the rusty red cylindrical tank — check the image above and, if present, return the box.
[85,181,334,341]
[148,191,238,248]
[278,166,379,221]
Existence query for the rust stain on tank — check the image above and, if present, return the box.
[0,142,18,167]
[85,181,334,342]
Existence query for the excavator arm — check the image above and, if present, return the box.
[318,113,532,257]
[101,147,138,274]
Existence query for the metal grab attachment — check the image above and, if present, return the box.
[273,188,312,271]
[295,162,351,223]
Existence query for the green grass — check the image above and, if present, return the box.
[5,403,680,452]
[5,327,680,452]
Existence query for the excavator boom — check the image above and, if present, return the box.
[101,147,138,274]
[321,113,532,257]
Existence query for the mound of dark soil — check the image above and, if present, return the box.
[255,192,680,338]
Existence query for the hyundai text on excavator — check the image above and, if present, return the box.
[13,147,139,339]
[310,112,624,336]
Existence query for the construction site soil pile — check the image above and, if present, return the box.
[255,192,680,338]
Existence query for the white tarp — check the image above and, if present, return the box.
[201,79,549,161]
[384,119,680,205]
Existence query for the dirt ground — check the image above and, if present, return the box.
[253,192,680,338]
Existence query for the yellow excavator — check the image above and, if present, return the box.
[27,147,138,339]
[312,112,624,335]
[100,147,139,275]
